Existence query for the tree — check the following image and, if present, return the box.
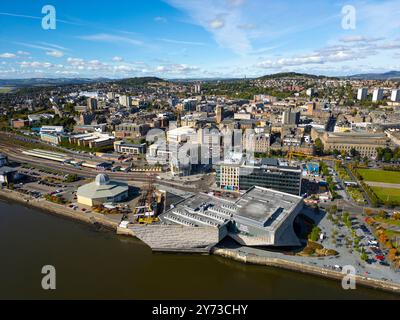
[360,248,368,262]
[309,226,321,242]
[350,148,359,158]
[315,138,324,156]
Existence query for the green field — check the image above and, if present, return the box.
[371,187,400,203]
[0,87,14,93]
[357,169,400,184]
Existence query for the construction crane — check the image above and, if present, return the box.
[136,174,159,224]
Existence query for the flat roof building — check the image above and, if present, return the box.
[114,140,146,155]
[40,126,64,134]
[216,155,302,195]
[321,131,389,158]
[159,186,303,247]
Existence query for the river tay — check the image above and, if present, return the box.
[0,198,398,300]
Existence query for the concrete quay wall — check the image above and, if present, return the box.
[0,189,119,230]
[212,248,400,294]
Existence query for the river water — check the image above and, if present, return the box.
[0,198,398,300]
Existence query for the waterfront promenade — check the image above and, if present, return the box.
[1,187,400,295]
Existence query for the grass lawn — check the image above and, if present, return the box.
[357,169,400,184]
[371,187,400,203]
[0,87,14,93]
[347,187,366,204]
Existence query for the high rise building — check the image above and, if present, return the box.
[372,89,384,102]
[194,84,201,94]
[391,89,400,102]
[119,95,132,107]
[306,88,315,98]
[216,105,224,124]
[357,88,368,101]
[87,98,97,112]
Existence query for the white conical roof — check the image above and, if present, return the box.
[95,174,110,186]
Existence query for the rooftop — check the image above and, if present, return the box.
[77,174,128,199]
[234,187,303,229]
[161,186,303,231]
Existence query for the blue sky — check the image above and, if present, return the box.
[0,0,399,79]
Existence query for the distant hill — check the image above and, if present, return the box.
[0,78,109,88]
[0,76,167,88]
[257,72,337,80]
[346,71,400,80]
[112,77,167,86]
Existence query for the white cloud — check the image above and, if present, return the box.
[154,16,167,23]
[340,36,384,43]
[17,50,30,55]
[209,19,225,30]
[46,50,64,58]
[38,42,68,51]
[160,38,205,46]
[0,53,16,58]
[78,33,143,46]
[19,61,54,68]
[67,58,85,67]
[227,0,246,7]
[112,56,124,62]
[155,63,200,74]
[237,23,256,30]
[257,45,362,70]
[164,0,252,55]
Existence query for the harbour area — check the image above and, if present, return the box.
[1,198,400,300]
[1,184,400,296]
[1,142,400,297]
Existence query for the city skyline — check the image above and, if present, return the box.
[0,0,400,79]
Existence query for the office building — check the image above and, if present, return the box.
[306,88,315,97]
[114,123,150,139]
[114,140,146,155]
[40,133,61,145]
[216,105,224,124]
[321,131,388,158]
[69,132,115,149]
[40,126,64,134]
[119,95,132,108]
[216,156,302,195]
[242,132,271,154]
[372,89,384,102]
[282,108,300,125]
[87,98,98,112]
[194,84,201,94]
[391,89,400,102]
[357,88,368,101]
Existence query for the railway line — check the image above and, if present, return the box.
[0,140,199,192]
